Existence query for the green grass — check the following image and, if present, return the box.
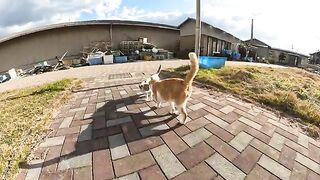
[0,79,80,179]
[169,66,320,128]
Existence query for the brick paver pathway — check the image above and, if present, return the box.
[17,64,320,180]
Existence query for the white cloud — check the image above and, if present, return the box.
[0,0,122,35]
[198,0,320,54]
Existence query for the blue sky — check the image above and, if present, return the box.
[0,0,319,54]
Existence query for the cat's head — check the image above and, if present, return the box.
[138,65,161,91]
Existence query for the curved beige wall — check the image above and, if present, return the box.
[0,24,179,72]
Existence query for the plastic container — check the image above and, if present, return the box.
[232,52,241,60]
[88,54,103,65]
[114,56,128,63]
[104,55,114,64]
[199,56,226,69]
[8,68,17,79]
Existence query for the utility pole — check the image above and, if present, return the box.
[195,0,201,56]
[250,19,254,44]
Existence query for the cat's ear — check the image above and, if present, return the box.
[156,65,162,74]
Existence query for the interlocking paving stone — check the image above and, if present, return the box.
[250,139,280,160]
[225,120,247,135]
[96,102,105,110]
[308,170,320,180]
[109,133,130,160]
[39,136,65,147]
[107,116,133,127]
[285,139,308,156]
[160,131,188,154]
[229,131,253,152]
[275,128,298,142]
[188,102,207,111]
[219,105,235,114]
[260,123,277,136]
[202,96,219,103]
[93,110,105,118]
[221,111,241,123]
[117,172,140,180]
[245,127,271,144]
[42,146,62,173]
[121,122,141,142]
[258,154,291,180]
[309,143,320,164]
[73,166,92,180]
[25,160,44,180]
[298,133,309,148]
[246,164,273,180]
[177,142,215,169]
[19,68,320,180]
[238,117,262,130]
[128,136,164,155]
[247,107,262,116]
[295,153,320,174]
[233,146,262,174]
[278,146,297,170]
[139,123,169,137]
[268,119,299,136]
[93,116,106,130]
[174,125,191,137]
[186,117,210,131]
[117,103,128,112]
[205,123,234,142]
[173,162,217,180]
[81,98,89,104]
[120,90,128,95]
[205,135,239,161]
[58,152,92,170]
[59,117,73,128]
[105,89,112,94]
[78,124,92,142]
[269,133,286,151]
[188,108,209,120]
[93,149,114,180]
[290,162,308,180]
[204,114,229,128]
[182,128,212,147]
[206,153,246,180]
[69,106,86,113]
[61,134,78,156]
[40,169,72,180]
[139,165,166,180]
[151,144,186,179]
[56,126,80,136]
[113,151,155,177]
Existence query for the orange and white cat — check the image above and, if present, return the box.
[149,52,199,124]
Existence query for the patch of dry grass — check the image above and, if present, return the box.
[170,65,320,128]
[0,79,81,179]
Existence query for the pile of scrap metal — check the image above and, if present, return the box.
[80,41,113,66]
[120,37,174,61]
[0,51,70,83]
[27,51,70,75]
[0,68,19,83]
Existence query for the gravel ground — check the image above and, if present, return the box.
[0,60,286,92]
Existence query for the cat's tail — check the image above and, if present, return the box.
[184,52,199,86]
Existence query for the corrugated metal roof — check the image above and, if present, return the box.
[178,17,242,42]
[0,20,179,44]
[271,47,309,58]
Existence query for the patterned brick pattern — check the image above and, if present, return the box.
[19,73,320,180]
